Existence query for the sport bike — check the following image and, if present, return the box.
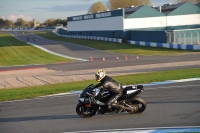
[76,84,146,118]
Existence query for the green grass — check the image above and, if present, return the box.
[0,33,73,66]
[0,67,199,102]
[33,31,199,56]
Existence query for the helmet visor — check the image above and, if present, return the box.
[95,74,100,81]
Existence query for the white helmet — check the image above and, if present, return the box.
[95,69,106,82]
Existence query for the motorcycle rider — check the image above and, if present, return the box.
[94,69,124,113]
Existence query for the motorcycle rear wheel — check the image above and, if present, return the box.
[127,96,146,114]
[76,103,97,118]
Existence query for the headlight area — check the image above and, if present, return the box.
[78,98,84,102]
[78,97,91,104]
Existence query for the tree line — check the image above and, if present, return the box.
[0,18,67,28]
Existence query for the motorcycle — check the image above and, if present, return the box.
[76,84,146,118]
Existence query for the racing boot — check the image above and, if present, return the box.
[107,105,114,113]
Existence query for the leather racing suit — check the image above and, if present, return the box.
[94,76,123,108]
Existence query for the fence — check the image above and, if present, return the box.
[52,31,122,43]
[166,29,200,45]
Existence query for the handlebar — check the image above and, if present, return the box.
[88,84,94,87]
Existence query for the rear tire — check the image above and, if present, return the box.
[127,96,146,114]
[76,103,97,118]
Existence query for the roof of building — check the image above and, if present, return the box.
[125,6,143,17]
[195,2,200,7]
[152,2,186,14]
[124,2,187,15]
[125,6,143,13]
[124,2,200,16]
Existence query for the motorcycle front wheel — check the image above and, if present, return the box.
[127,96,146,114]
[76,103,97,118]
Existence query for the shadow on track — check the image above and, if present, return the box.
[0,114,80,123]
[147,100,200,104]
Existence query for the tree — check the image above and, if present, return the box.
[24,21,31,27]
[59,19,67,26]
[5,20,14,27]
[0,18,33,28]
[43,18,56,26]
[88,1,106,13]
[176,0,200,3]
[42,18,67,27]
[29,21,34,27]
[0,18,6,27]
[55,19,67,26]
[107,0,151,10]
[15,18,26,27]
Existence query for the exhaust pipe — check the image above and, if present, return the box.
[123,107,132,111]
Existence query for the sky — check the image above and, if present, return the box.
[0,0,176,23]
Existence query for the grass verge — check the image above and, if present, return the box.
[0,67,199,102]
[0,33,72,66]
[33,31,199,56]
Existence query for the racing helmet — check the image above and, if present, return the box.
[95,69,106,82]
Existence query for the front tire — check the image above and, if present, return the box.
[76,103,97,118]
[127,96,146,114]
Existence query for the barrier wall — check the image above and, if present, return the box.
[58,28,125,38]
[80,31,91,36]
[91,31,113,38]
[58,27,200,46]
[0,28,35,31]
[130,30,167,43]
[127,40,200,50]
[52,31,122,43]
[53,30,200,50]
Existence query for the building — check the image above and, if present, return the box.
[58,2,200,44]
[33,19,40,28]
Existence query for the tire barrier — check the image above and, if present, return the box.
[127,40,200,50]
[52,31,122,43]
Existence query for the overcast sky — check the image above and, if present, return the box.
[0,0,176,23]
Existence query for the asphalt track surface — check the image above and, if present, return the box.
[0,31,200,132]
[0,80,199,133]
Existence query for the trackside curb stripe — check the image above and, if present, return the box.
[127,40,200,50]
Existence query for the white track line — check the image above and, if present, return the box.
[1,77,200,103]
[61,126,200,133]
[10,34,88,61]
[27,42,89,61]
